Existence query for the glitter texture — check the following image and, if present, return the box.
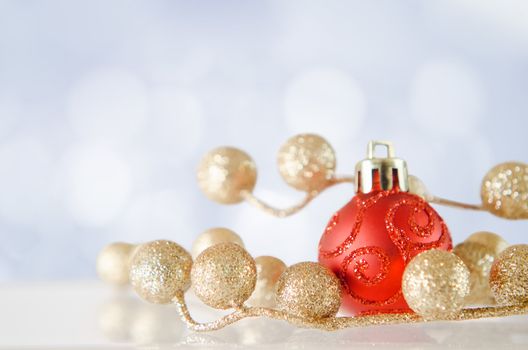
[129,240,193,304]
[173,290,528,332]
[96,242,136,286]
[191,242,256,309]
[191,227,244,259]
[276,262,341,319]
[489,244,528,305]
[247,256,287,308]
[402,249,470,319]
[481,162,528,219]
[197,146,257,204]
[453,241,496,304]
[277,134,336,192]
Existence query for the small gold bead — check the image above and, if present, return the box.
[197,147,257,204]
[466,231,509,255]
[191,227,244,260]
[191,243,256,309]
[402,249,470,319]
[408,175,433,201]
[276,262,341,319]
[481,162,528,219]
[277,134,336,192]
[97,242,136,286]
[246,256,287,308]
[489,244,528,305]
[129,240,192,304]
[453,241,496,305]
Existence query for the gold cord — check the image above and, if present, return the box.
[240,174,487,217]
[173,292,528,332]
[240,176,355,217]
[430,196,484,211]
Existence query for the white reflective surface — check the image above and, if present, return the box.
[1,281,527,349]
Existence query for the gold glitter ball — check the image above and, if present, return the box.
[481,162,528,219]
[191,227,244,260]
[97,242,136,286]
[408,175,433,201]
[453,241,496,305]
[197,147,257,204]
[466,231,509,255]
[277,134,336,192]
[191,242,256,309]
[129,240,192,304]
[276,262,341,319]
[402,249,470,319]
[489,244,528,305]
[246,256,287,308]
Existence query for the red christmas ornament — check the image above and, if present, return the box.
[318,141,452,316]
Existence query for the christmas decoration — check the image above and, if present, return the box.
[489,244,528,305]
[481,162,528,219]
[247,256,287,307]
[318,141,452,315]
[98,134,528,332]
[191,227,244,259]
[191,242,256,309]
[129,240,192,304]
[96,242,136,286]
[401,249,470,319]
[275,262,341,319]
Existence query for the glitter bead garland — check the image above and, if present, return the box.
[277,134,336,192]
[402,249,470,319]
[276,262,341,319]
[489,244,528,305]
[129,240,192,304]
[481,162,528,219]
[191,243,257,309]
[99,136,528,332]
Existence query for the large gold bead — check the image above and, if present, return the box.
[246,256,287,307]
[481,162,528,219]
[466,231,509,255]
[489,244,528,305]
[277,134,336,192]
[191,227,244,259]
[275,262,341,319]
[197,147,257,204]
[129,240,192,304]
[97,242,136,286]
[453,241,496,305]
[402,249,470,319]
[191,242,256,309]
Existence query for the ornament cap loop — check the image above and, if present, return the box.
[356,140,409,193]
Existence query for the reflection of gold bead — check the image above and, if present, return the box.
[489,244,528,305]
[276,262,341,319]
[246,256,287,307]
[277,134,336,192]
[191,243,256,309]
[408,175,433,201]
[129,240,192,304]
[453,241,496,305]
[466,231,509,255]
[97,242,136,286]
[191,227,244,260]
[481,162,528,219]
[197,147,257,204]
[402,250,470,319]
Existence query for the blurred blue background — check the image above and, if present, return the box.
[0,0,527,281]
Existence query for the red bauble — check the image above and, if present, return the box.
[318,188,452,316]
